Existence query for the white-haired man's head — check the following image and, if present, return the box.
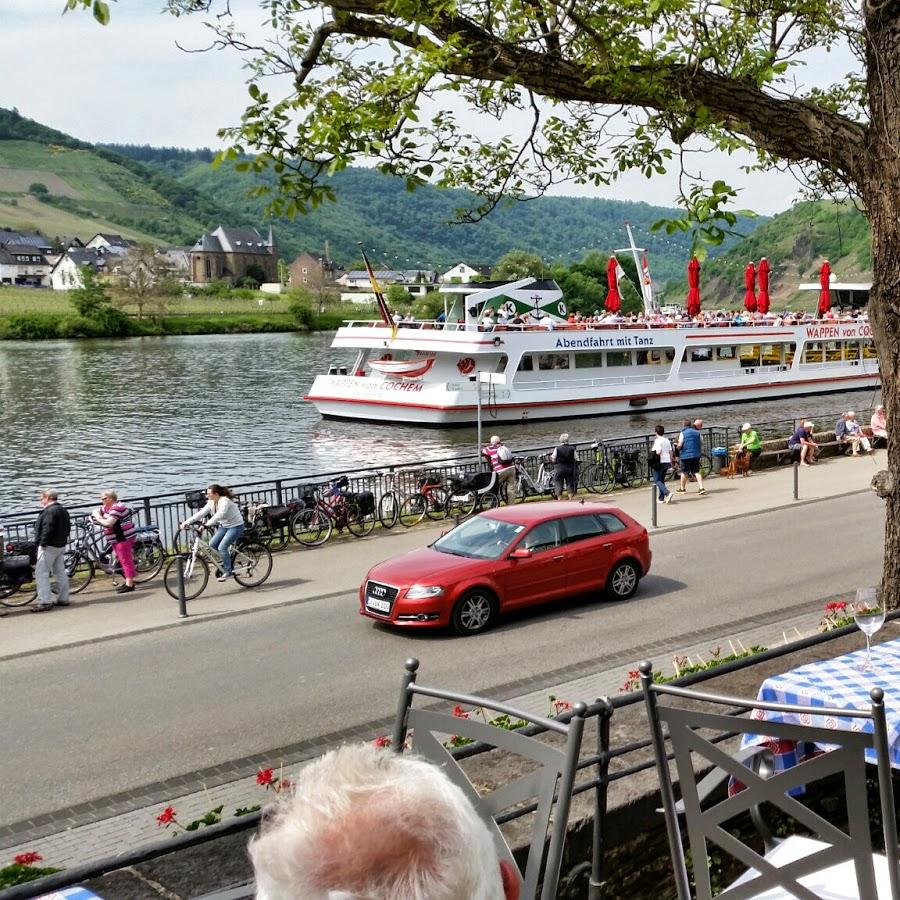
[250,744,519,900]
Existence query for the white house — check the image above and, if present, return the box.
[0,245,52,286]
[440,262,492,284]
[86,233,137,256]
[49,248,107,290]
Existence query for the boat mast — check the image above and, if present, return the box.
[616,223,653,316]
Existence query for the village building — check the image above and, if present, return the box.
[440,262,492,284]
[0,244,52,286]
[48,247,108,290]
[86,233,138,256]
[189,225,278,285]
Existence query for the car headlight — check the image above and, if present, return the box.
[405,584,445,599]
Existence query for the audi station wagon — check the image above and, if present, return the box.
[359,501,651,636]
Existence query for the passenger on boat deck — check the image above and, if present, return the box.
[788,421,818,466]
[872,405,887,442]
[481,308,495,331]
[540,314,556,331]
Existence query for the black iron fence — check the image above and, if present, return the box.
[0,406,874,549]
[3,616,885,900]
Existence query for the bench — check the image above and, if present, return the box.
[754,431,856,469]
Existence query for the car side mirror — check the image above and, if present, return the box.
[510,548,533,559]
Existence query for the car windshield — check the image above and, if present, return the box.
[432,515,526,560]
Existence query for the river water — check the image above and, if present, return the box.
[0,331,882,512]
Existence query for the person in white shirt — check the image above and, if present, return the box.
[540,315,555,331]
[180,484,245,581]
[650,425,674,503]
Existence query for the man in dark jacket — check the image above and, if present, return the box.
[551,433,578,499]
[33,489,71,612]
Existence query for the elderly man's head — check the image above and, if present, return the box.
[250,744,519,900]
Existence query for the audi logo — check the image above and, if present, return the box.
[371,585,386,596]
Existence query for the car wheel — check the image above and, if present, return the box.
[451,589,497,636]
[605,559,640,601]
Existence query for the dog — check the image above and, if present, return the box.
[720,448,752,478]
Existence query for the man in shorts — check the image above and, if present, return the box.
[676,419,706,495]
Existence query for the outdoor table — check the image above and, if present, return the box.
[739,636,900,779]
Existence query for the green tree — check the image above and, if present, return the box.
[71,0,900,603]
[386,283,413,308]
[70,266,110,317]
[491,251,545,281]
[27,183,48,196]
[113,245,173,320]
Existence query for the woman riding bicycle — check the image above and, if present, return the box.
[180,484,244,582]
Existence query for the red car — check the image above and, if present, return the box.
[359,501,651,636]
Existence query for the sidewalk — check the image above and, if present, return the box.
[1,449,883,659]
[0,450,885,870]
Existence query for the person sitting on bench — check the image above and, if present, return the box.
[738,423,762,465]
[871,405,887,444]
[788,421,818,466]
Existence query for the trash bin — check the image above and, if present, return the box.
[711,446,728,474]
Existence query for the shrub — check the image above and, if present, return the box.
[235,275,260,289]
[0,314,59,339]
[288,296,314,328]
[27,182,48,195]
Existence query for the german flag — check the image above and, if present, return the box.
[359,244,397,341]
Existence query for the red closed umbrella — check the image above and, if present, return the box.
[743,261,757,312]
[757,257,770,314]
[605,256,621,313]
[686,256,701,317]
[818,260,831,316]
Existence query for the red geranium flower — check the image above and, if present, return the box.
[553,699,573,714]
[14,851,43,866]
[453,704,470,718]
[372,735,391,748]
[156,806,176,827]
[256,768,275,786]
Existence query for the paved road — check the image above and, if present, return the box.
[2,491,884,826]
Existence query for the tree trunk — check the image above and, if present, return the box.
[863,6,900,608]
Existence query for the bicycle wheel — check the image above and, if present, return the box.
[425,487,449,520]
[477,491,500,512]
[0,574,34,607]
[579,463,602,493]
[290,508,333,547]
[445,489,476,519]
[399,495,427,527]
[622,461,645,489]
[133,539,165,583]
[232,541,273,588]
[378,491,399,529]
[66,551,95,594]
[163,553,209,601]
[346,502,376,537]
[699,452,712,478]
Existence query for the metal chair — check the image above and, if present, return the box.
[639,660,900,900]
[393,658,587,900]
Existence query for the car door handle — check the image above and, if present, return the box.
[602,543,612,549]
[553,555,565,561]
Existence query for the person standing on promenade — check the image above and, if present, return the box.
[33,489,71,612]
[92,490,137,595]
[482,435,516,503]
[650,425,674,504]
[551,433,578,499]
[180,484,244,582]
[676,419,706,495]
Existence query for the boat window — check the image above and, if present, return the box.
[574,351,605,369]
[761,344,782,366]
[739,345,760,367]
[803,342,824,363]
[552,354,570,370]
[784,343,796,365]
[665,348,676,362]
[688,347,712,363]
[636,349,672,366]
[716,346,736,361]
[517,355,534,372]
[538,354,557,371]
[862,339,877,360]
[606,351,632,367]
[824,341,842,362]
[843,342,860,361]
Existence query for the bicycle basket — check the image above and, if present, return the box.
[330,475,350,493]
[185,490,206,510]
[354,491,376,515]
[4,539,36,564]
[264,504,297,526]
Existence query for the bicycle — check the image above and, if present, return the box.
[0,519,166,607]
[444,469,501,518]
[162,524,273,600]
[289,477,377,547]
[667,449,713,482]
[580,443,646,493]
[398,473,449,526]
[240,499,301,552]
[513,455,555,500]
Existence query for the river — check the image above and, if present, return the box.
[0,331,883,512]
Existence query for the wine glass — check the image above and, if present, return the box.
[853,587,885,671]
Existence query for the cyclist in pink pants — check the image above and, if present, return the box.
[92,490,137,595]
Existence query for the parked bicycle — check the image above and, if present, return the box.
[241,499,303,552]
[163,524,272,600]
[290,477,377,547]
[513,455,555,500]
[445,470,501,518]
[580,443,646,493]
[0,519,166,607]
[398,473,449,526]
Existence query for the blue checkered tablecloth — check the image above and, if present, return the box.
[740,637,900,770]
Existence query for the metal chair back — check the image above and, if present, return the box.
[393,658,586,900]
[639,660,900,900]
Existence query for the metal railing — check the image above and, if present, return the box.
[4,617,887,900]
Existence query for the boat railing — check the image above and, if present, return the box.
[338,317,869,333]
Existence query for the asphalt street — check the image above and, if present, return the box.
[1,491,884,826]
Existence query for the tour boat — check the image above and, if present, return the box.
[306,299,880,426]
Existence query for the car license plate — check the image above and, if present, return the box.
[366,596,391,614]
